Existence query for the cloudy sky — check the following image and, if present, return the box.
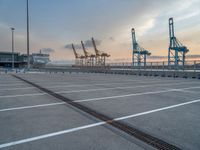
[0,0,200,61]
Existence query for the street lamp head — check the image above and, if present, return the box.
[11,27,15,31]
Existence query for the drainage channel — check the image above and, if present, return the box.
[12,74,181,150]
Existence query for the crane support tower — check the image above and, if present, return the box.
[81,41,95,66]
[131,28,151,67]
[168,18,189,68]
[91,37,110,66]
[71,44,85,66]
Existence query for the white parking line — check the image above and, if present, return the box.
[0,93,46,98]
[0,80,159,90]
[174,89,199,94]
[0,79,168,90]
[56,82,200,94]
[114,99,200,121]
[0,83,27,87]
[0,102,65,112]
[0,87,35,91]
[75,89,176,102]
[0,99,199,148]
[0,83,199,99]
[75,86,200,103]
[0,78,154,87]
[0,79,196,90]
[182,86,200,90]
[1,86,199,112]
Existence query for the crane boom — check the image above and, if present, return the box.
[131,28,138,50]
[92,37,101,56]
[72,44,79,58]
[81,41,89,57]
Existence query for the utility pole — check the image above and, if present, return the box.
[27,0,30,69]
[11,27,15,69]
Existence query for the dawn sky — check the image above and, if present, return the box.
[0,0,200,61]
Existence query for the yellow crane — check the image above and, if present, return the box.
[81,41,96,66]
[71,43,85,66]
[91,37,110,66]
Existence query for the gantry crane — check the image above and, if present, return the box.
[71,43,85,66]
[81,41,95,66]
[91,37,110,66]
[131,28,151,67]
[168,18,189,68]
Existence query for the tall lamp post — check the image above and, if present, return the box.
[27,0,30,69]
[11,27,15,69]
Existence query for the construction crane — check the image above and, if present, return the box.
[91,37,110,66]
[71,43,85,66]
[131,28,151,67]
[168,18,189,68]
[81,41,95,66]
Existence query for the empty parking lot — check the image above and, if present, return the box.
[0,73,200,150]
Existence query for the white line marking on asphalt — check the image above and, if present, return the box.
[46,80,198,88]
[0,79,196,91]
[0,83,199,99]
[181,86,200,90]
[75,89,176,102]
[0,83,27,87]
[0,80,163,90]
[1,86,199,112]
[0,79,155,87]
[0,102,65,112]
[114,99,200,121]
[0,99,199,148]
[56,83,200,94]
[0,87,35,91]
[75,86,200,103]
[0,93,46,98]
[174,89,199,94]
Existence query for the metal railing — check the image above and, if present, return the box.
[107,60,200,72]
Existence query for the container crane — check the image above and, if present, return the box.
[140,50,151,67]
[91,37,110,66]
[168,18,189,68]
[81,41,95,66]
[71,43,85,66]
[131,28,151,67]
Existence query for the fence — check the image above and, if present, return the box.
[107,60,200,72]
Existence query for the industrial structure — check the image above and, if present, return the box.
[168,18,189,68]
[0,51,50,68]
[70,18,191,69]
[71,44,85,66]
[131,28,151,67]
[0,52,25,68]
[72,38,110,67]
[81,41,95,66]
[91,37,110,66]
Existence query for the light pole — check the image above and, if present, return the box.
[27,0,30,69]
[11,27,15,69]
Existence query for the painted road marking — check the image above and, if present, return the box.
[0,82,199,99]
[0,78,157,87]
[0,86,199,112]
[0,93,46,98]
[75,86,200,103]
[0,80,165,90]
[0,79,196,90]
[0,99,199,148]
[0,102,65,112]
